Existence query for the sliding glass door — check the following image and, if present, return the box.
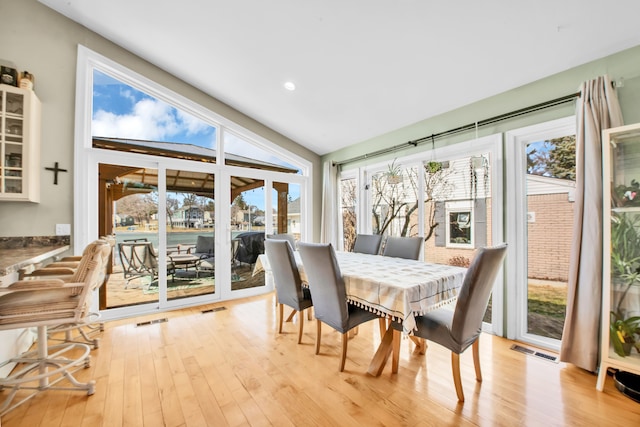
[165,168,215,302]
[98,158,219,311]
[99,161,161,309]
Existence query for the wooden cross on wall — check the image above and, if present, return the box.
[45,162,68,185]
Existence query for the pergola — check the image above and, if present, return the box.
[94,137,298,237]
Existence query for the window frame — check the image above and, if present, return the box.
[445,200,474,249]
[74,45,312,318]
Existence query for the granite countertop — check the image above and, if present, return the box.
[0,236,71,276]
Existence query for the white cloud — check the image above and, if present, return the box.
[92,97,201,141]
[176,109,210,136]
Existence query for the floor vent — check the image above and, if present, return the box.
[510,344,558,363]
[136,318,168,327]
[202,307,227,314]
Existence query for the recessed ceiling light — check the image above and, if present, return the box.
[284,81,296,91]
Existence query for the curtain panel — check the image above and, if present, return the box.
[560,75,624,372]
[321,161,339,246]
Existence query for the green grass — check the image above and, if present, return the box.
[527,282,567,340]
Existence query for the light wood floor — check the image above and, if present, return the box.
[1,293,639,426]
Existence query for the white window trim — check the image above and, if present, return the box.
[445,200,474,249]
[505,115,575,351]
[74,45,312,319]
[337,133,504,335]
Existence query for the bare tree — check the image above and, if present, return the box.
[166,194,179,229]
[370,162,454,241]
[340,178,357,251]
[116,193,157,226]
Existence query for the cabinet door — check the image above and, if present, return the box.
[597,123,640,390]
[0,85,40,202]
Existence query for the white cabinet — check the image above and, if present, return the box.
[597,123,640,390]
[0,84,41,202]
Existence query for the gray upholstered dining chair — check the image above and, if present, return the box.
[298,242,381,371]
[352,233,383,255]
[382,236,423,260]
[391,243,507,402]
[264,239,312,344]
[266,233,297,250]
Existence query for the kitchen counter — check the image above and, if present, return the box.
[0,236,70,282]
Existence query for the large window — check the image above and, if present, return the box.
[75,46,311,319]
[338,134,503,333]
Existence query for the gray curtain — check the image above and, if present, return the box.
[560,75,623,372]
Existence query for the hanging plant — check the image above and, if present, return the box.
[426,161,442,174]
[468,155,489,199]
[386,159,403,185]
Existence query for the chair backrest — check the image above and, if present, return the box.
[265,239,305,309]
[194,235,215,255]
[382,236,423,260]
[71,239,112,289]
[266,233,296,250]
[0,239,109,329]
[118,241,158,277]
[451,244,507,346]
[352,233,383,255]
[298,242,349,332]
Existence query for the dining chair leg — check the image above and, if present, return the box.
[315,320,322,355]
[391,329,401,374]
[409,336,427,354]
[472,339,482,381]
[340,333,348,372]
[307,307,313,321]
[285,309,296,322]
[278,303,284,333]
[451,352,465,402]
[378,318,387,340]
[298,311,305,344]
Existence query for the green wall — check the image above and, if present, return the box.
[322,45,640,170]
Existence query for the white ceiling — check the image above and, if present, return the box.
[40,0,640,156]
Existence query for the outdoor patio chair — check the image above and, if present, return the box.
[118,241,174,287]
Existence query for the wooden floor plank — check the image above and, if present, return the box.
[2,292,639,426]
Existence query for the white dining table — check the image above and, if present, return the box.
[255,250,467,375]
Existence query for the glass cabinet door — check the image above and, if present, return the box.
[0,86,39,202]
[1,90,24,194]
[598,123,640,390]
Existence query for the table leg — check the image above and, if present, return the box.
[367,325,395,376]
[391,329,401,373]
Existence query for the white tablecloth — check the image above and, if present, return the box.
[255,251,466,335]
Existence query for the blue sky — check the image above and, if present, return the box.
[93,70,216,148]
[92,69,300,208]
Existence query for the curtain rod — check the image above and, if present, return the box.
[333,92,580,167]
